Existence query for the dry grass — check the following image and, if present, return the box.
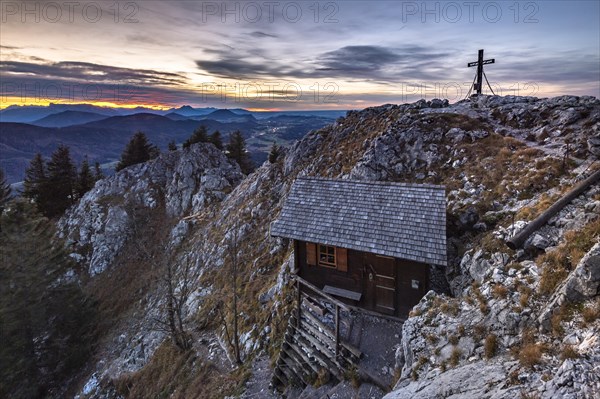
[538,218,600,296]
[560,345,579,360]
[492,284,509,299]
[518,343,543,368]
[519,285,532,308]
[114,341,242,399]
[473,323,487,341]
[317,368,332,388]
[448,334,459,346]
[449,348,462,367]
[484,334,498,359]
[582,299,600,324]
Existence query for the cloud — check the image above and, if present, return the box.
[195,44,454,81]
[0,60,186,86]
[250,31,278,38]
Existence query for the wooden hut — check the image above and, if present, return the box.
[271,177,447,317]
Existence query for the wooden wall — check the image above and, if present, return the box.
[295,239,431,317]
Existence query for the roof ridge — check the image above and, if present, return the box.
[297,176,446,190]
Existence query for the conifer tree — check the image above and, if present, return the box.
[115,131,159,171]
[268,142,282,163]
[76,156,95,198]
[183,125,209,149]
[94,162,104,181]
[45,144,77,218]
[226,131,254,174]
[0,168,11,209]
[0,199,96,397]
[168,141,178,151]
[209,130,224,150]
[23,153,48,212]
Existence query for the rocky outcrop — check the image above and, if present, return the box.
[59,143,243,276]
[57,95,600,398]
[539,243,600,331]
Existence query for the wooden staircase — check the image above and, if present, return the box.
[272,279,362,390]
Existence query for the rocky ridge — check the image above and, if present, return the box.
[58,95,600,398]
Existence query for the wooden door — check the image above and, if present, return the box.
[396,260,429,316]
[365,254,396,315]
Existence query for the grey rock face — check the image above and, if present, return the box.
[59,143,243,276]
[539,243,600,331]
[385,360,521,399]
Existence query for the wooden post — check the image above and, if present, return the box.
[476,49,484,95]
[296,278,301,328]
[335,304,340,358]
[467,49,495,96]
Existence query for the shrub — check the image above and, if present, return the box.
[448,334,459,346]
[492,284,509,299]
[449,348,462,367]
[485,334,498,359]
[582,300,600,324]
[473,324,487,341]
[560,345,579,360]
[316,368,331,387]
[519,343,542,368]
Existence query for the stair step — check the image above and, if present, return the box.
[283,342,320,376]
[279,351,307,386]
[301,310,362,360]
[293,334,343,382]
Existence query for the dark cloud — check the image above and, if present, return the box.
[196,44,453,81]
[251,31,278,38]
[0,60,186,86]
[317,46,402,73]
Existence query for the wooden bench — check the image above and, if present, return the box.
[323,285,362,302]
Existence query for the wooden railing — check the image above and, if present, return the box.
[293,275,351,358]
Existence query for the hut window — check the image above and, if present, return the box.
[319,245,336,267]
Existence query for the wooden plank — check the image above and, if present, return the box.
[279,352,307,386]
[284,341,321,375]
[282,346,312,378]
[306,242,317,266]
[335,305,340,357]
[302,294,327,316]
[293,332,343,380]
[295,276,351,311]
[301,311,362,359]
[300,315,336,351]
[323,285,362,301]
[336,247,348,272]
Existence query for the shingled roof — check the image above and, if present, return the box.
[271,177,447,266]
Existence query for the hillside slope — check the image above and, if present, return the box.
[58,95,600,398]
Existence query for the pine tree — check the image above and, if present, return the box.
[0,199,96,397]
[183,125,209,148]
[45,145,77,218]
[226,131,254,174]
[209,130,224,150]
[23,153,48,212]
[0,168,11,208]
[76,156,95,198]
[94,162,104,181]
[0,169,11,230]
[168,141,178,151]
[115,132,159,171]
[268,142,282,163]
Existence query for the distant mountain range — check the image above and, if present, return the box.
[0,103,347,123]
[0,104,348,184]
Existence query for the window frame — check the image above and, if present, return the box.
[318,244,337,268]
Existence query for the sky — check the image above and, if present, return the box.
[1,0,599,110]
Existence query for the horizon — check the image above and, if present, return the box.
[1,1,599,110]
